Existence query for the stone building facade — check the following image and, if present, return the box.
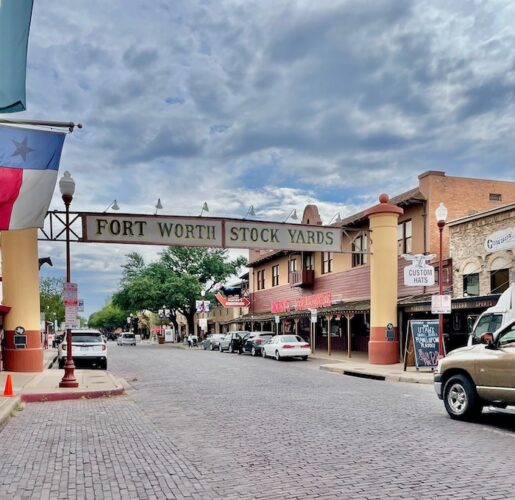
[449,202,514,298]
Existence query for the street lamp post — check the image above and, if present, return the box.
[435,202,448,359]
[59,171,79,388]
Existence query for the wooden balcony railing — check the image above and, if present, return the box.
[289,269,315,288]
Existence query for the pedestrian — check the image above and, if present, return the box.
[187,333,192,348]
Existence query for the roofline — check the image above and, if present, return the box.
[448,202,515,226]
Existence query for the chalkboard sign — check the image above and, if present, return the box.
[409,320,443,369]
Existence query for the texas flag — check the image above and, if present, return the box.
[0,124,66,231]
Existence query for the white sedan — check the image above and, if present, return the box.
[261,335,311,361]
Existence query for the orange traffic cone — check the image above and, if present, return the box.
[3,374,13,397]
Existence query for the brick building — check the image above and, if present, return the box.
[234,171,515,357]
[449,202,514,298]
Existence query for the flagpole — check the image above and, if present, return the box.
[0,118,82,132]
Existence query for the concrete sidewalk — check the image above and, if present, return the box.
[312,351,433,384]
[0,349,124,427]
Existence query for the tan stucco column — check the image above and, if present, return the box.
[365,194,403,364]
[1,229,43,372]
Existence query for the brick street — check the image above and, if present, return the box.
[0,344,514,499]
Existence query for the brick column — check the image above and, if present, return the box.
[1,229,43,372]
[365,194,403,364]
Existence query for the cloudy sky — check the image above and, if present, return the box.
[14,0,515,318]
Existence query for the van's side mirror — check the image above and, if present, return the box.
[480,332,494,345]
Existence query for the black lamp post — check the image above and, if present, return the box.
[435,202,448,359]
[59,171,79,388]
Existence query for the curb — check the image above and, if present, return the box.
[20,385,124,403]
[319,364,433,385]
[0,396,22,428]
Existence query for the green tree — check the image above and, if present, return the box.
[113,247,247,333]
[88,302,127,331]
[40,277,65,326]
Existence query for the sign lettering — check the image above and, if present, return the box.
[83,215,342,252]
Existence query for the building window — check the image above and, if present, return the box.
[272,265,279,287]
[304,253,314,270]
[489,193,502,201]
[397,220,412,255]
[322,252,333,274]
[257,270,265,290]
[288,258,297,283]
[491,269,509,294]
[352,234,368,267]
[463,273,479,296]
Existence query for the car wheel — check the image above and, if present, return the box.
[443,374,483,421]
[210,344,214,351]
[58,358,65,369]
[301,356,308,361]
[275,350,281,361]
[262,349,267,358]
[251,347,256,357]
[100,360,107,370]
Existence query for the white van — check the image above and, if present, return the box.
[468,284,514,345]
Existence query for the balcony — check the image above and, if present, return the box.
[289,269,315,288]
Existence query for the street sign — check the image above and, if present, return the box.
[431,295,451,314]
[78,299,84,312]
[275,315,280,324]
[310,309,317,323]
[65,306,79,328]
[62,283,78,300]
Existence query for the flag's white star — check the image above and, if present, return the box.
[12,137,34,162]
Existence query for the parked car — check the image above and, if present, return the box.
[219,331,249,353]
[241,332,275,356]
[58,329,107,369]
[434,318,515,420]
[117,332,137,346]
[202,333,225,351]
[261,335,311,361]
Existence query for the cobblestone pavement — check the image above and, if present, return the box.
[1,344,515,499]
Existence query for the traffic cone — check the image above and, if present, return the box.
[3,375,13,397]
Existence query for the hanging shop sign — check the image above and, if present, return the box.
[215,292,250,308]
[82,214,342,253]
[402,254,435,286]
[484,227,515,253]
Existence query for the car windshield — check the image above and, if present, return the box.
[72,335,102,343]
[123,334,135,339]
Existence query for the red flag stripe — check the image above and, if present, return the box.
[0,167,23,230]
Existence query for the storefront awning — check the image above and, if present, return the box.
[223,300,370,324]
[0,305,11,314]
[398,293,501,313]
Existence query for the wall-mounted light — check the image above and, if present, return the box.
[155,198,163,215]
[283,209,298,223]
[200,202,209,217]
[103,200,120,212]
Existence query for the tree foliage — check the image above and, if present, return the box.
[40,277,65,325]
[112,247,247,333]
[88,302,127,331]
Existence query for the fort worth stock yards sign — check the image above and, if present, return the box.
[82,214,343,253]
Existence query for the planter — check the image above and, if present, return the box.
[158,336,165,344]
